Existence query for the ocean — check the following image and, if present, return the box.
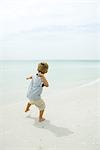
[0,60,100,105]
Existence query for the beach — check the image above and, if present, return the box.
[0,79,99,150]
[0,60,99,150]
[0,0,99,148]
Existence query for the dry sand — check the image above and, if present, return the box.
[0,81,99,150]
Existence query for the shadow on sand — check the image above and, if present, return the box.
[26,114,73,137]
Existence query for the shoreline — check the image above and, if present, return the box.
[0,77,99,107]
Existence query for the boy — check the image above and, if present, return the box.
[25,62,49,122]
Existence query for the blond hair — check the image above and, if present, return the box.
[37,62,49,74]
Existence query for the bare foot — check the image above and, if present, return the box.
[39,118,45,122]
[24,108,30,112]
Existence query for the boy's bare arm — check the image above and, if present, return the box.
[39,73,49,87]
[26,76,32,80]
[41,76,49,87]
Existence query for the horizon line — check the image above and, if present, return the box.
[0,59,99,61]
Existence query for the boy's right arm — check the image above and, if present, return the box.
[39,73,49,87]
[41,76,49,87]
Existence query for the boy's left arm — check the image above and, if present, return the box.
[26,76,32,80]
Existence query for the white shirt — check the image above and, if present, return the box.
[27,73,43,100]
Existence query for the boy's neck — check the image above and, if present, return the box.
[36,72,44,75]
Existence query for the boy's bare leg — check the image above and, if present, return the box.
[25,102,31,112]
[39,110,45,122]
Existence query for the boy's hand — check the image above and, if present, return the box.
[26,76,32,80]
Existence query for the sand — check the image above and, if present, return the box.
[0,81,99,150]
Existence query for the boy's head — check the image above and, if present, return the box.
[37,62,49,74]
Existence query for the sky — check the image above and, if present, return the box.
[0,0,100,60]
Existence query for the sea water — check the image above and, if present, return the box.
[0,60,100,105]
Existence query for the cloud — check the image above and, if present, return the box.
[0,0,96,34]
[0,0,99,60]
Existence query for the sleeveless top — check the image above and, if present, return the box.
[27,73,44,100]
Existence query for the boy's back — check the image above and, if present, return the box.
[27,73,43,100]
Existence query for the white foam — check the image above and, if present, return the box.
[78,78,100,88]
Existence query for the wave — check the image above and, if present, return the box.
[78,78,100,88]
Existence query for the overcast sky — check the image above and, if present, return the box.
[0,0,99,60]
